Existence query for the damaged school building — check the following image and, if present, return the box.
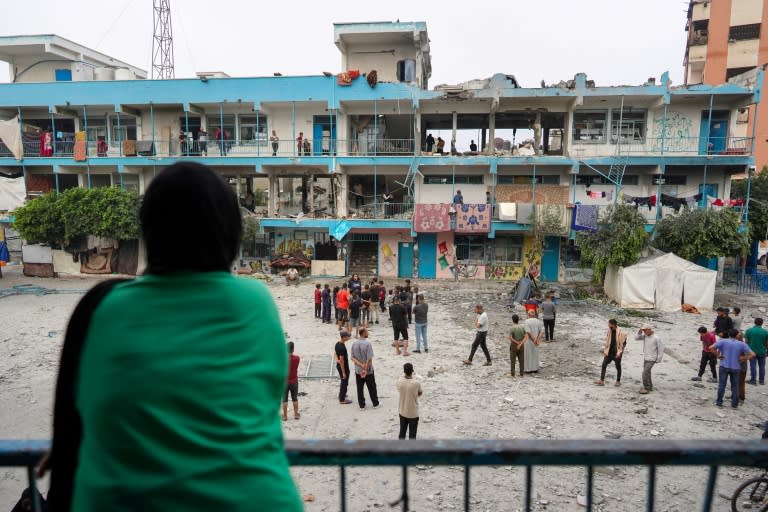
[0,22,762,280]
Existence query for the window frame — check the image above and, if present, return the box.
[492,235,524,263]
[423,175,484,185]
[610,109,647,144]
[455,235,487,262]
[573,110,608,143]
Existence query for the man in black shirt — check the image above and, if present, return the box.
[361,285,372,328]
[369,281,380,324]
[390,297,410,356]
[349,290,362,338]
[335,331,353,404]
[714,307,734,337]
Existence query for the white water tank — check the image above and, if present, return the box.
[94,67,115,81]
[115,68,136,80]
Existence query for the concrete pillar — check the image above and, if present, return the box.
[415,109,422,155]
[487,113,495,155]
[534,112,542,155]
[268,174,279,216]
[562,111,572,157]
[451,111,457,151]
[337,171,349,217]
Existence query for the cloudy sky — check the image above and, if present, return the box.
[0,0,691,88]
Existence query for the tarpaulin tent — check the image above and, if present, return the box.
[604,252,717,312]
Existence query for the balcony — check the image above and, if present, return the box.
[347,201,414,219]
[2,438,767,511]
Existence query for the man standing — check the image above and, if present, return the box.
[321,284,332,324]
[508,314,526,377]
[336,283,350,332]
[691,326,718,383]
[396,363,422,440]
[282,342,301,421]
[745,318,768,385]
[713,328,755,408]
[389,297,410,356]
[314,283,322,319]
[361,284,372,329]
[334,331,353,405]
[349,290,362,338]
[351,328,380,409]
[369,281,380,325]
[464,304,492,366]
[453,189,464,204]
[540,293,557,342]
[413,294,429,353]
[523,309,542,372]
[636,324,664,394]
[595,319,627,387]
[378,280,387,312]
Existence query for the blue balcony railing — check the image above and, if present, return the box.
[2,439,768,512]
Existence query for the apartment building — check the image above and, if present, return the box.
[684,0,768,168]
[0,22,761,282]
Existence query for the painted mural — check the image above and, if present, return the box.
[275,238,313,258]
[651,111,694,153]
[487,236,540,281]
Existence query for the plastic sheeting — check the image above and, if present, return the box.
[604,252,716,312]
[0,176,25,211]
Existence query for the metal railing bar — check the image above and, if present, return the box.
[464,464,470,512]
[340,465,346,512]
[27,465,41,512]
[586,465,594,512]
[703,465,718,512]
[647,464,656,512]
[525,465,532,512]
[401,465,408,512]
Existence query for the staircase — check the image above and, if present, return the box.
[348,242,379,280]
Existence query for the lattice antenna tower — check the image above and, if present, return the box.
[151,0,175,79]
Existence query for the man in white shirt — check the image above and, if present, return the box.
[463,304,492,366]
[636,324,664,394]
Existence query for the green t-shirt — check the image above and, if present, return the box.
[73,272,302,511]
[509,325,526,342]
[745,325,768,356]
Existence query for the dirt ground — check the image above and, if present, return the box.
[1,266,767,511]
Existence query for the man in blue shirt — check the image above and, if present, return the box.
[713,328,755,408]
[453,190,464,204]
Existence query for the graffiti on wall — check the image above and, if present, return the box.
[651,111,694,152]
[487,263,524,281]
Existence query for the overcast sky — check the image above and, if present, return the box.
[0,0,691,88]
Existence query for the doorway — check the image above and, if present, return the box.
[417,234,437,278]
[313,115,337,155]
[699,110,729,155]
[398,242,413,278]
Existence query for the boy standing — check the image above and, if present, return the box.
[282,342,301,420]
[691,326,718,382]
[335,331,353,404]
[336,283,350,332]
[396,363,422,439]
[314,283,322,319]
[508,314,526,377]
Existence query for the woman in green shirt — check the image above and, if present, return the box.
[46,162,302,511]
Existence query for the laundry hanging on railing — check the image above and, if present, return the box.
[623,194,657,210]
[587,190,613,201]
[572,204,599,231]
[711,198,746,207]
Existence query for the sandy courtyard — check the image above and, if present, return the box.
[2,267,767,511]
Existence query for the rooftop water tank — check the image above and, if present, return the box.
[115,68,136,80]
[94,67,115,81]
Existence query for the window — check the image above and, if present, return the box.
[239,114,268,144]
[112,173,140,191]
[690,20,708,45]
[726,67,754,81]
[83,117,107,143]
[423,175,484,185]
[729,24,761,41]
[611,110,646,143]
[89,174,112,188]
[396,59,416,82]
[206,115,235,139]
[111,115,137,142]
[493,236,523,263]
[577,175,638,186]
[573,111,607,142]
[455,235,486,261]
[497,175,560,185]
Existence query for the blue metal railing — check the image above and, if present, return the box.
[2,439,768,512]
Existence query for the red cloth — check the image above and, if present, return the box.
[287,354,300,385]
[413,203,451,232]
[40,131,53,157]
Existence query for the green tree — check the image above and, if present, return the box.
[731,165,768,242]
[13,187,140,247]
[652,207,749,260]
[12,191,63,246]
[576,203,649,283]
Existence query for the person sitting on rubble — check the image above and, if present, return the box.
[286,267,300,285]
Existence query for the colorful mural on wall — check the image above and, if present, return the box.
[486,236,540,281]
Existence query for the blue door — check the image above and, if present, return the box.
[313,115,337,155]
[698,183,719,207]
[699,111,729,154]
[398,242,413,278]
[417,234,437,278]
[541,236,560,282]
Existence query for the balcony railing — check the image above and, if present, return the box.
[2,439,768,512]
[348,201,414,219]
[617,136,753,155]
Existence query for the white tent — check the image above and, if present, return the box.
[0,176,26,211]
[604,252,717,312]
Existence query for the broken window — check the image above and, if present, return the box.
[497,175,561,185]
[239,114,268,143]
[455,235,487,261]
[690,20,708,45]
[729,24,760,41]
[573,111,607,143]
[726,67,754,81]
[610,110,646,143]
[493,236,523,263]
[396,59,416,82]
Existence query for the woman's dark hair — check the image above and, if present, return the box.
[141,162,241,274]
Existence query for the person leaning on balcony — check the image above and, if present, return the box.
[453,189,464,204]
[296,132,304,155]
[40,161,302,511]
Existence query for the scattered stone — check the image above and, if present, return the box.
[692,383,705,388]
[650,430,661,436]
[635,407,648,414]
[604,432,622,439]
